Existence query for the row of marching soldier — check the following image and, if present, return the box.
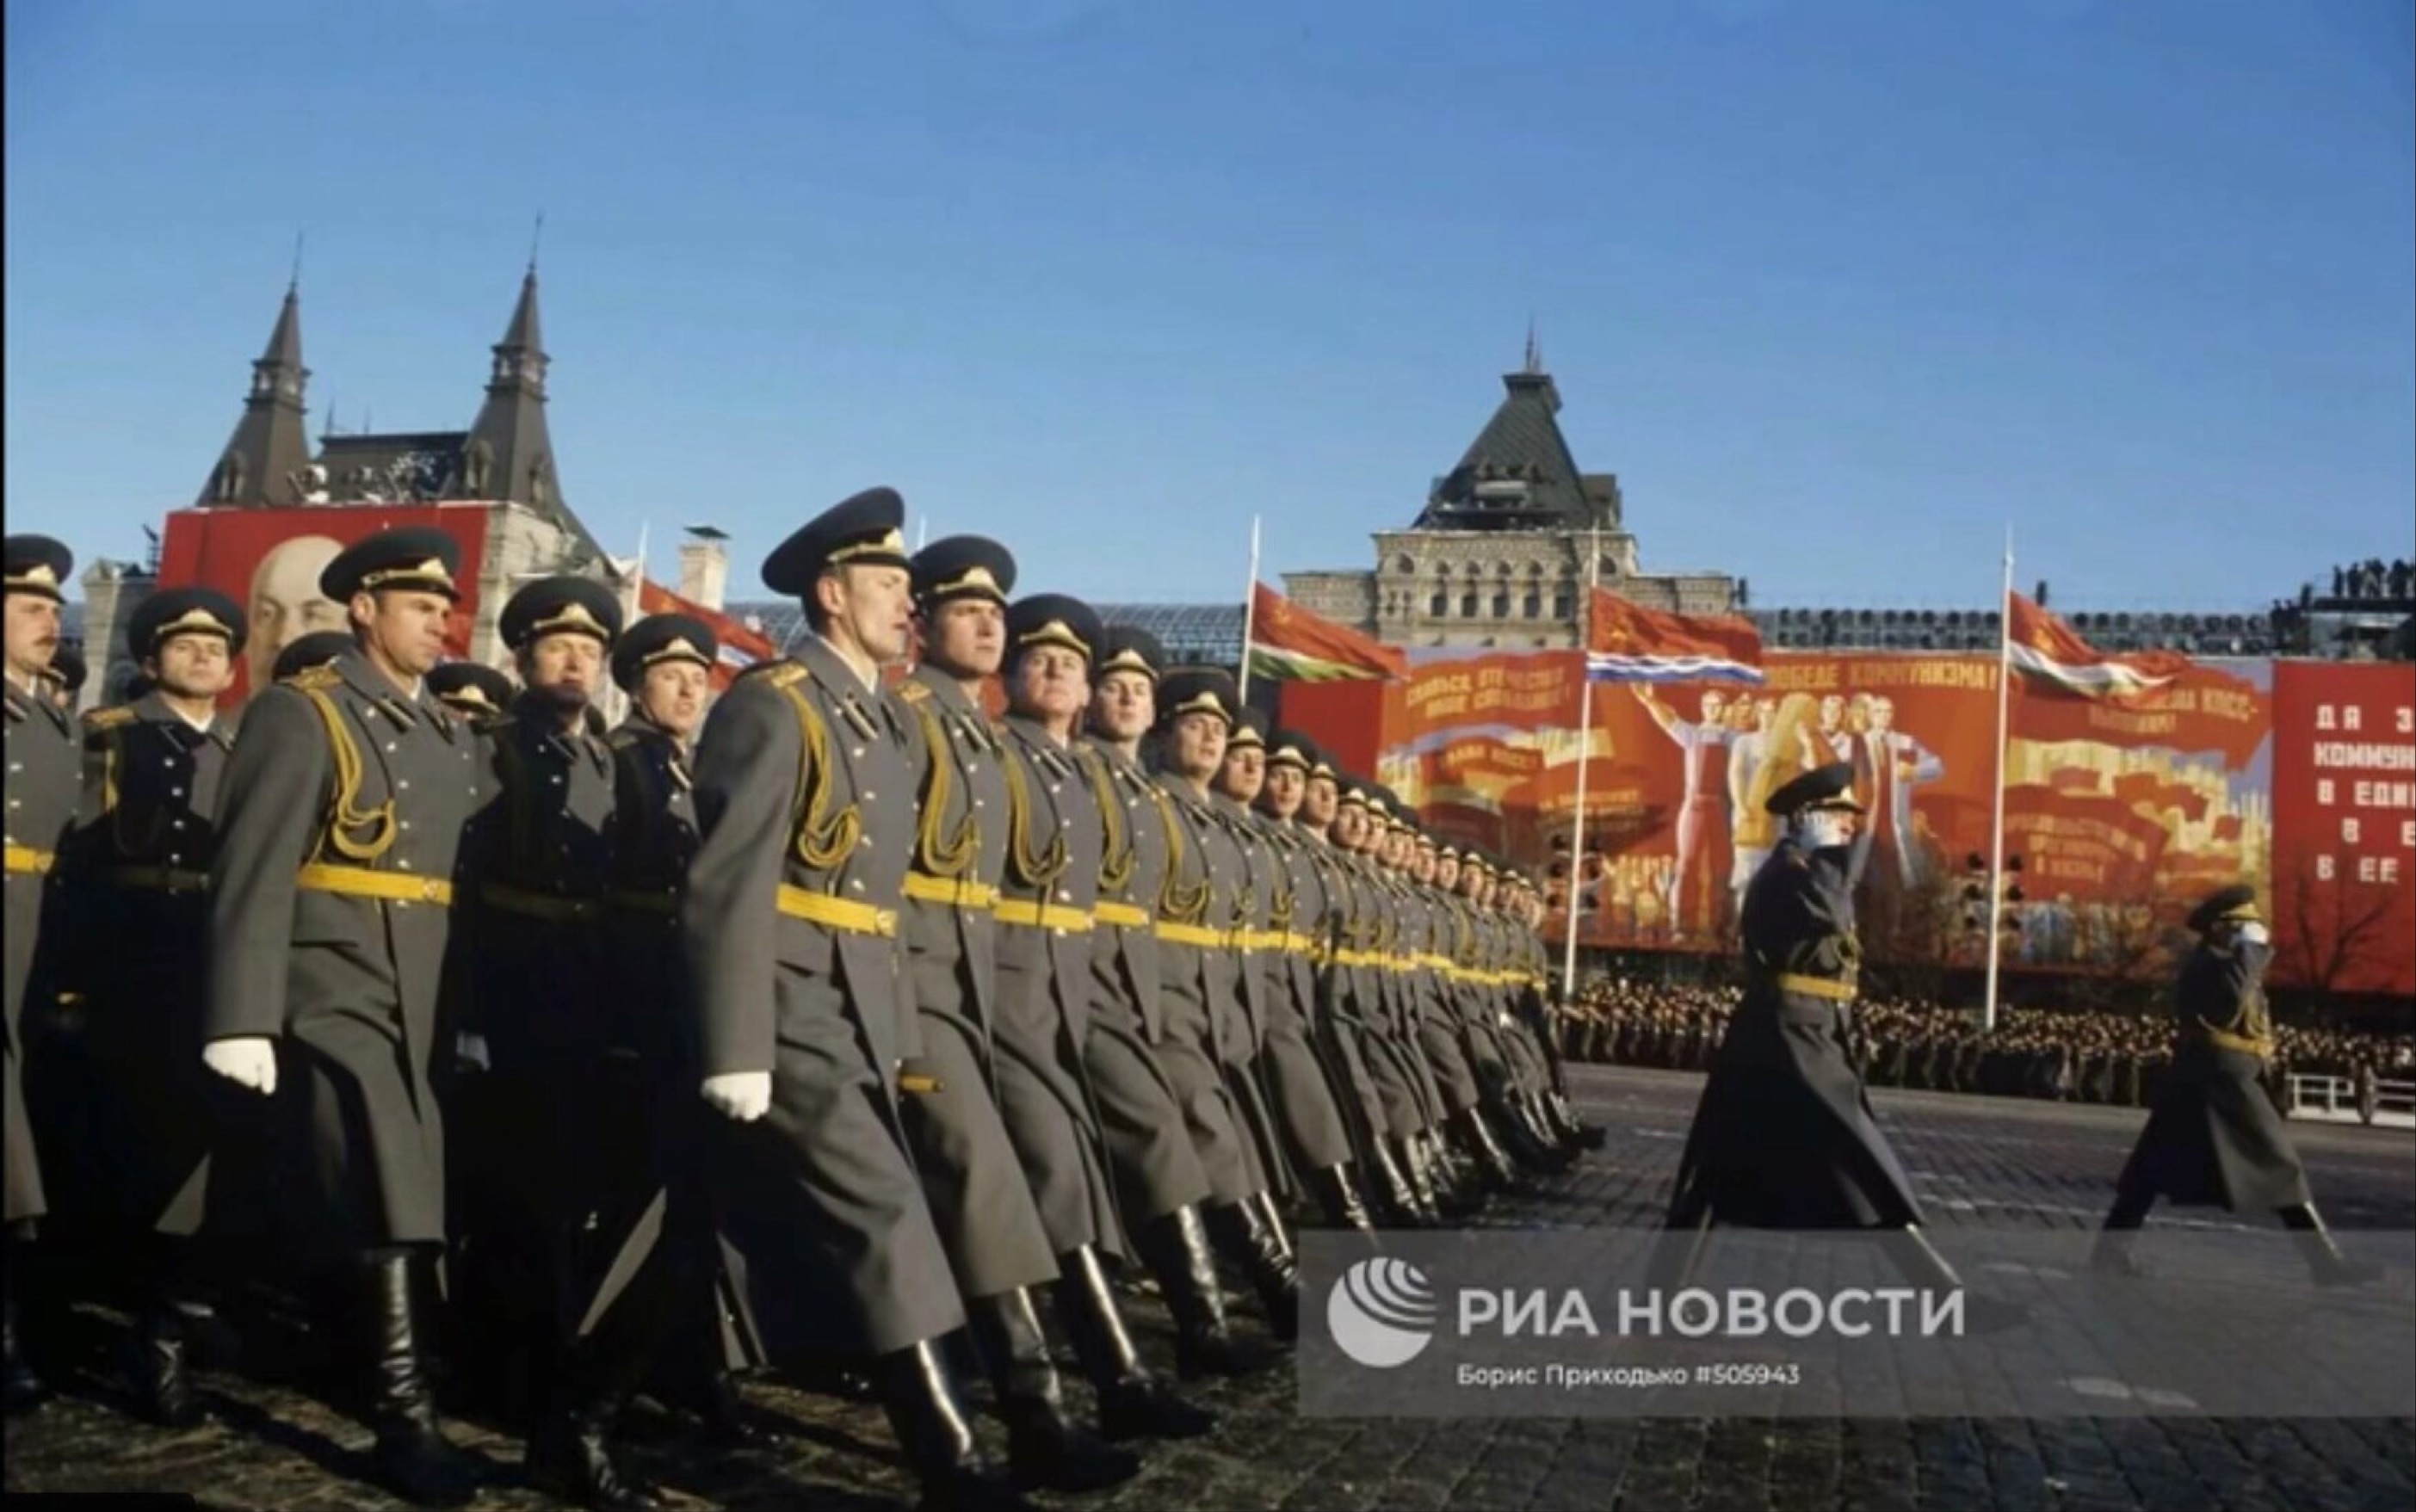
[0,500,1599,1512]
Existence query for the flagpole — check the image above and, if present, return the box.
[1236,515,1263,700]
[1982,527,2013,1035]
[1560,525,1603,1003]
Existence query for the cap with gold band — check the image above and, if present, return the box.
[128,587,247,656]
[429,661,516,717]
[2186,884,2260,935]
[1098,625,1166,683]
[763,486,911,596]
[1227,705,1268,751]
[4,535,72,605]
[1764,762,1865,818]
[1158,669,1240,731]
[1337,780,1370,810]
[501,576,623,651]
[613,613,718,690]
[1005,593,1104,667]
[321,528,462,602]
[911,535,1016,609]
[1266,729,1316,773]
[273,631,355,682]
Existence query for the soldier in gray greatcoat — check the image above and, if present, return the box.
[1082,635,1276,1381]
[2093,886,2380,1287]
[204,528,489,1505]
[61,587,244,1427]
[678,488,1026,1511]
[891,543,1182,1486]
[5,534,81,1418]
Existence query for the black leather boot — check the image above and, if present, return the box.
[1546,1091,1606,1151]
[874,1339,1033,1512]
[527,1391,664,1511]
[1307,1163,1381,1244]
[126,1299,201,1428]
[1366,1140,1430,1229]
[4,1274,49,1417]
[968,1287,1140,1492]
[1398,1134,1453,1223]
[2281,1204,2382,1288]
[1207,1200,1300,1342]
[1485,1095,1566,1176]
[1132,1207,1276,1380]
[359,1249,485,1508]
[1049,1244,1214,1442]
[1449,1108,1524,1194]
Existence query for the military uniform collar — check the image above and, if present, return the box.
[133,690,228,743]
[908,662,985,716]
[800,633,881,695]
[4,675,66,733]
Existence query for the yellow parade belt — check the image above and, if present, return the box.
[1154,919,1226,949]
[297,861,454,907]
[4,843,56,876]
[2203,1027,2276,1059]
[1093,900,1152,929]
[480,881,605,923]
[106,865,211,895]
[1279,932,1318,956]
[775,883,897,937]
[993,898,1094,933]
[1771,972,1857,1003]
[904,873,998,910]
[609,889,679,916]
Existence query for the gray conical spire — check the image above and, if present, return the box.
[196,281,312,507]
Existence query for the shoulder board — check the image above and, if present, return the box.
[81,706,138,732]
[1783,850,1809,870]
[895,679,934,705]
[607,726,647,752]
[284,665,344,692]
[740,660,810,690]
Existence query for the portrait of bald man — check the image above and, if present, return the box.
[242,534,345,697]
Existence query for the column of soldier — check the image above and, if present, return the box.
[2,495,1603,1512]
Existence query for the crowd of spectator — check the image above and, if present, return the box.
[1553,977,2416,1117]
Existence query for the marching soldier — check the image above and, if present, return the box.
[1145,673,1299,1341]
[204,528,489,1505]
[63,587,244,1426]
[428,662,517,728]
[1267,734,1429,1226]
[5,535,80,1416]
[2093,886,2379,1287]
[890,544,1158,1488]
[1656,762,2021,1329]
[677,487,1025,1511]
[596,613,767,1446]
[461,575,702,1510]
[1082,637,1276,1380]
[1215,713,1371,1237]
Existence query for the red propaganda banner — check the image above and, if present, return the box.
[158,504,495,706]
[2005,657,2272,974]
[1249,583,1407,682]
[2269,661,2416,997]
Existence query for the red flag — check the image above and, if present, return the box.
[1585,589,1764,683]
[2006,592,2190,700]
[1249,582,1406,682]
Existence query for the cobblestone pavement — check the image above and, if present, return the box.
[8,1065,2412,1511]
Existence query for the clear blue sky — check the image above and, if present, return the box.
[6,0,2410,614]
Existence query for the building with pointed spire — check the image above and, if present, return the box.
[1283,355,1735,649]
[197,281,315,508]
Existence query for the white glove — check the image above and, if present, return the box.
[455,1032,491,1073]
[203,1037,279,1096]
[702,1071,773,1123]
[2238,921,2271,947]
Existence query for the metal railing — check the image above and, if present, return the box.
[2286,1073,2416,1128]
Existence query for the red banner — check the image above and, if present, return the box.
[2270,661,2416,996]
[158,504,495,705]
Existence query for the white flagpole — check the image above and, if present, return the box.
[1982,527,2014,1034]
[1236,515,1263,700]
[1560,524,1603,1003]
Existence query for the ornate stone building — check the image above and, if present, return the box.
[1282,354,1736,648]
